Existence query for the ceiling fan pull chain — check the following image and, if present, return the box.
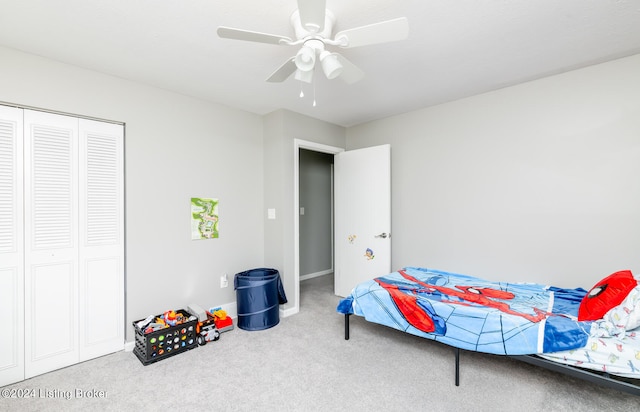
[312,79,317,107]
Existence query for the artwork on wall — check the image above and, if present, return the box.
[191,197,219,239]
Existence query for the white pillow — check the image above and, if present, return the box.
[608,286,640,330]
[590,286,640,337]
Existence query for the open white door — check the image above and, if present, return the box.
[334,144,391,297]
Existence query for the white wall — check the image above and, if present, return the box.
[347,54,640,288]
[0,46,265,341]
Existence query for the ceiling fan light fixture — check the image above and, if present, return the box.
[294,45,316,72]
[320,51,343,80]
[218,4,408,86]
[294,68,314,84]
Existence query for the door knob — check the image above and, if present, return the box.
[375,232,389,239]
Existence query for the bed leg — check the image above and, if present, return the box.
[455,348,460,386]
[345,314,350,340]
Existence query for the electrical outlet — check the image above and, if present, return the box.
[220,274,229,288]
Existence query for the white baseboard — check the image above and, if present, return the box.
[211,301,237,319]
[300,269,333,282]
[281,306,299,317]
[124,341,135,352]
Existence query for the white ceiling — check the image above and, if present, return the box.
[1,0,640,127]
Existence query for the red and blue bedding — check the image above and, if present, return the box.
[337,266,594,355]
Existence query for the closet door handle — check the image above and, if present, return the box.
[375,232,389,239]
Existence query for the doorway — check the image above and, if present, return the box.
[299,149,334,281]
[292,139,344,314]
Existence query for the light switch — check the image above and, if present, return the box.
[300,207,305,215]
[267,208,276,220]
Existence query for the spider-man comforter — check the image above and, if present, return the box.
[336,267,592,355]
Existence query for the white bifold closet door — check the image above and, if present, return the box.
[23,109,80,378]
[0,107,124,385]
[77,116,125,362]
[0,105,25,387]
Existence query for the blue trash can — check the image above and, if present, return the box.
[234,268,288,331]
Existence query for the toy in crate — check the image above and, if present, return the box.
[132,309,198,365]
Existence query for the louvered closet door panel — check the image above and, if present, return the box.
[23,110,79,379]
[78,119,124,360]
[0,106,24,387]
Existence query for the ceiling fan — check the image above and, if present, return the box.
[217,0,409,85]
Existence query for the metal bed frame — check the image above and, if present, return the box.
[343,314,640,396]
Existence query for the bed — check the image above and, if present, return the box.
[337,266,640,396]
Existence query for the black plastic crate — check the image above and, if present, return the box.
[132,309,198,365]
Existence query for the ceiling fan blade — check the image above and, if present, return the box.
[334,17,409,48]
[335,54,364,84]
[217,26,292,45]
[266,57,297,82]
[297,0,327,32]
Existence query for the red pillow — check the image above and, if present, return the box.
[578,270,637,321]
